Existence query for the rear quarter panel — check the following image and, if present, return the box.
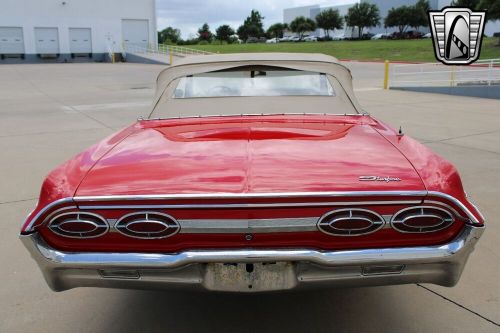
[21,123,139,232]
[371,118,484,224]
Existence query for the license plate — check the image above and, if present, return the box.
[203,262,297,292]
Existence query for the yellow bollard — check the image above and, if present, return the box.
[169,52,173,65]
[450,66,456,87]
[383,60,390,89]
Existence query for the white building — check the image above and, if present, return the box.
[315,3,359,38]
[0,0,157,62]
[283,2,363,38]
[284,4,321,25]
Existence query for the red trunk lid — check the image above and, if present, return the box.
[75,116,425,196]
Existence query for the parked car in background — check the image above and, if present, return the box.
[317,36,333,42]
[279,36,291,42]
[290,36,302,42]
[266,38,279,44]
[230,34,243,44]
[361,33,374,40]
[388,32,403,40]
[332,34,346,41]
[246,37,259,43]
[405,30,423,39]
[21,53,484,293]
[371,33,389,40]
[304,36,318,42]
[423,32,432,38]
[389,30,423,40]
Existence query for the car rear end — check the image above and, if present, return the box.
[19,54,485,293]
[20,191,484,292]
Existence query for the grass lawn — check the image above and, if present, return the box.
[185,38,500,62]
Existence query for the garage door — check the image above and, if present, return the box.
[35,27,59,54]
[0,27,24,54]
[122,19,149,49]
[69,28,92,54]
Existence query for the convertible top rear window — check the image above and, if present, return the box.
[173,69,335,98]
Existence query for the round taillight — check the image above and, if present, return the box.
[126,221,169,233]
[115,212,180,239]
[391,206,455,233]
[317,209,385,236]
[59,221,98,233]
[49,212,109,238]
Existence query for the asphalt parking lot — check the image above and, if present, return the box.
[0,61,499,332]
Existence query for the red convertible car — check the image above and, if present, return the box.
[20,53,484,292]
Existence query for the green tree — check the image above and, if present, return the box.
[315,8,344,38]
[479,0,500,20]
[450,0,499,21]
[451,0,481,8]
[412,0,430,30]
[237,10,265,41]
[345,2,380,39]
[451,0,499,21]
[197,23,213,42]
[215,25,235,44]
[158,27,181,44]
[290,16,317,39]
[384,6,413,33]
[267,23,288,39]
[384,1,429,34]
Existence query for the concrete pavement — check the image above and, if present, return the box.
[0,62,499,332]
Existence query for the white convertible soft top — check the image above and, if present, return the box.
[150,53,363,118]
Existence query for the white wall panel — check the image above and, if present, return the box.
[0,27,24,54]
[0,0,157,55]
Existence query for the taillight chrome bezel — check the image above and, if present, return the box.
[48,212,109,238]
[391,206,455,233]
[114,211,180,239]
[317,208,385,237]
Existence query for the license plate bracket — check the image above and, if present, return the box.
[203,262,297,292]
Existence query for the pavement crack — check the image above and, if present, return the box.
[421,129,500,145]
[0,127,109,139]
[432,141,500,157]
[0,198,38,205]
[417,284,500,327]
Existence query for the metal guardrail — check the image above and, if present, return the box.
[122,43,213,64]
[158,44,213,56]
[390,59,500,88]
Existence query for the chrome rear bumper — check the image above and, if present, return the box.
[20,225,484,292]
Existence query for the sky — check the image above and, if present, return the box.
[156,0,357,39]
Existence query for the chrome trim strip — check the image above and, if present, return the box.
[20,224,484,270]
[178,217,318,234]
[426,191,481,225]
[24,191,484,234]
[43,206,79,224]
[74,191,428,201]
[422,200,465,220]
[144,113,366,122]
[24,198,75,233]
[78,200,422,210]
